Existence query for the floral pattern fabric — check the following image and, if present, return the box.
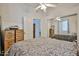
[6,38,77,56]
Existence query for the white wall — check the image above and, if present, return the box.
[68,15,77,34]
[0,3,79,42]
[47,5,78,36]
[76,10,79,49]
[0,3,49,40]
[49,15,77,35]
[0,4,25,29]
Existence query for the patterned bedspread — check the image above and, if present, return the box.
[6,38,77,56]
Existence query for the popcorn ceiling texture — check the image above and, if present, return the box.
[7,38,77,56]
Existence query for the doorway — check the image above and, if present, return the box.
[33,19,41,38]
[33,24,35,38]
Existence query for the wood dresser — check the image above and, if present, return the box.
[4,29,24,54]
[15,29,24,42]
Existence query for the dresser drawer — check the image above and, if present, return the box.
[4,40,14,52]
[4,30,15,40]
[16,39,23,42]
[16,29,24,42]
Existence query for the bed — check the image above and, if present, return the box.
[6,38,77,56]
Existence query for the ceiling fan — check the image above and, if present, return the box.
[35,3,56,12]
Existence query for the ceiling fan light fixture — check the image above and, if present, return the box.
[45,3,56,7]
[35,3,56,12]
[56,17,61,21]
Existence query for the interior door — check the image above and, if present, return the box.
[33,24,35,38]
[33,19,41,38]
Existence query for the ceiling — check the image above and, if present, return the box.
[0,3,79,10]
[24,3,79,8]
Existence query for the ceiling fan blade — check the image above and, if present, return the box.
[45,4,56,7]
[35,5,41,10]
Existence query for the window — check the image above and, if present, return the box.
[58,18,69,33]
[62,20,68,32]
